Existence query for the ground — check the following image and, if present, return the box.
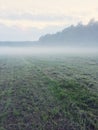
[0,54,98,130]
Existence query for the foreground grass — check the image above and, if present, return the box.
[0,55,98,130]
[50,80,98,130]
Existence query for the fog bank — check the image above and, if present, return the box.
[0,46,97,55]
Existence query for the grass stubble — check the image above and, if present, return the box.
[0,55,98,130]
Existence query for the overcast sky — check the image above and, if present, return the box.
[0,0,98,41]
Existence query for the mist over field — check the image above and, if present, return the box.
[0,0,98,130]
[0,46,98,55]
[0,41,98,130]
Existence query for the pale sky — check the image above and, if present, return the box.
[0,0,98,41]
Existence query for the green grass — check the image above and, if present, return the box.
[0,55,98,130]
[50,80,98,130]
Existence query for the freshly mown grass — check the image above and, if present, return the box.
[50,80,98,130]
[0,55,98,130]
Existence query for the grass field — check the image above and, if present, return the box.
[0,54,98,130]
